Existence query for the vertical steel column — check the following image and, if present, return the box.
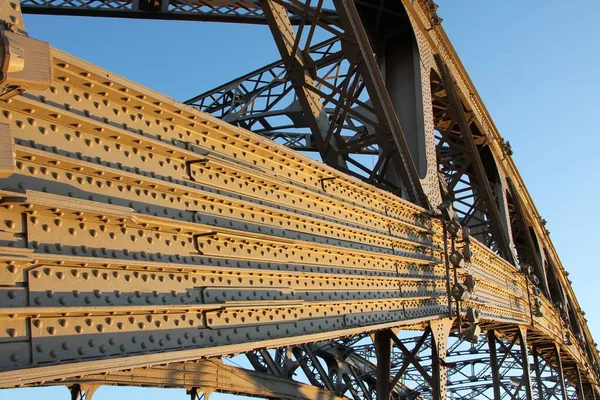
[69,384,98,400]
[430,319,453,400]
[532,346,546,399]
[375,330,393,400]
[70,384,83,400]
[487,330,502,400]
[430,333,444,400]
[374,24,427,178]
[553,344,568,400]
[574,365,586,400]
[517,327,534,400]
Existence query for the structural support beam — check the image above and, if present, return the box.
[60,359,347,400]
[433,55,515,263]
[2,2,600,399]
[554,343,569,400]
[485,327,534,400]
[374,330,392,400]
[19,0,339,24]
[259,0,347,169]
[429,319,453,399]
[517,327,534,400]
[507,178,549,294]
[487,330,502,400]
[333,0,427,206]
[574,365,586,400]
[532,346,546,399]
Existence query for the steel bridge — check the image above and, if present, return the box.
[0,0,597,398]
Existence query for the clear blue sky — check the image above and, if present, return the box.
[2,1,599,399]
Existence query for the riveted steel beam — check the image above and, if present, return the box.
[0,37,594,393]
[19,0,338,24]
[1,2,600,398]
[58,359,348,400]
[16,2,600,386]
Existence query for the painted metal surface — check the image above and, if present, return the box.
[0,0,597,398]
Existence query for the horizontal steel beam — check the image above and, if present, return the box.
[59,359,347,400]
[19,0,336,24]
[0,31,595,395]
[2,2,599,397]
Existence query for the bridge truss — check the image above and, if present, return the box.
[0,0,598,398]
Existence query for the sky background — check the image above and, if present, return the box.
[2,1,600,399]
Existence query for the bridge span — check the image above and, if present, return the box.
[0,0,598,398]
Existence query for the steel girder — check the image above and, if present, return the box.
[60,359,349,400]
[0,36,596,396]
[181,0,594,362]
[2,0,600,399]
[19,0,598,358]
[28,330,584,400]
[17,0,600,370]
[18,0,336,24]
